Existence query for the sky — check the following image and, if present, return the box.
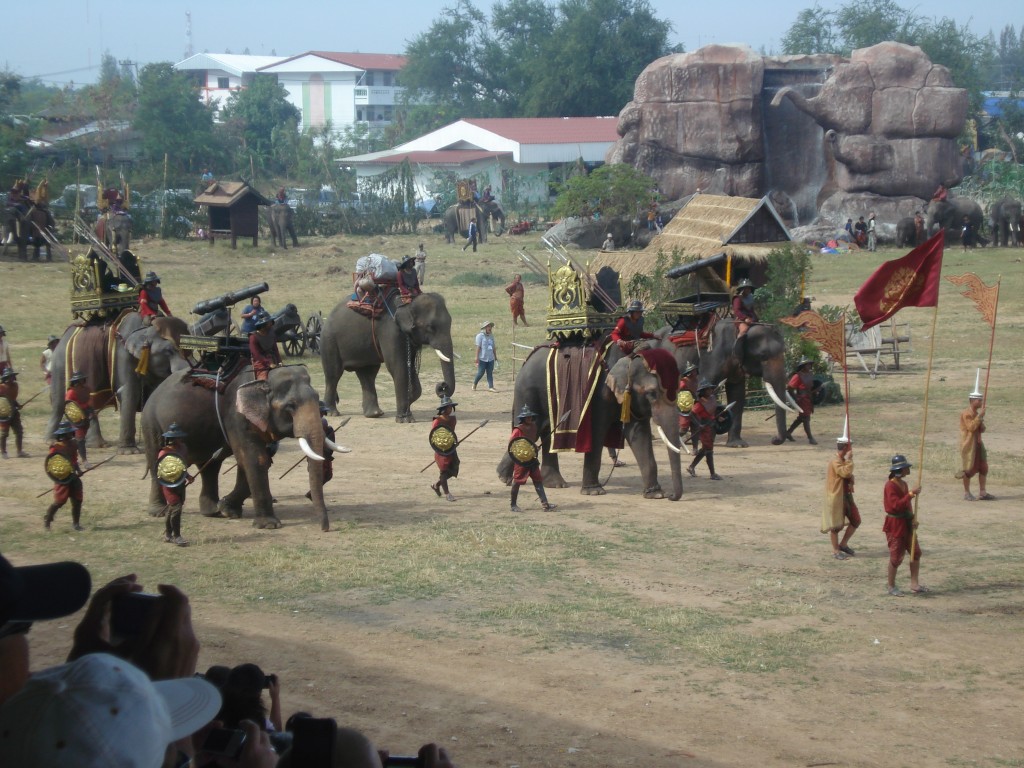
[4,0,1019,88]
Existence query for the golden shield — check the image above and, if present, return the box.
[64,400,86,425]
[45,453,75,484]
[676,390,694,414]
[429,425,458,456]
[508,437,538,466]
[0,396,12,423]
[157,452,188,487]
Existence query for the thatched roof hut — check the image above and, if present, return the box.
[593,194,792,290]
[194,181,271,249]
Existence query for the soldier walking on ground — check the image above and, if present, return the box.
[429,396,460,502]
[508,406,556,513]
[44,421,84,531]
[883,454,927,596]
[505,274,528,326]
[156,423,191,547]
[782,358,817,445]
[0,369,27,458]
[686,380,722,480]
[956,378,995,501]
[823,424,859,560]
[64,371,94,468]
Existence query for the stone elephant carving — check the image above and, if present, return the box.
[895,216,918,247]
[990,196,1022,247]
[924,197,984,242]
[96,212,132,254]
[142,365,333,530]
[497,346,684,500]
[320,292,457,422]
[47,313,191,453]
[268,202,298,249]
[442,202,505,243]
[655,320,790,447]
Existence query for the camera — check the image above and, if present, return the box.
[264,673,277,689]
[109,592,160,642]
[200,728,247,760]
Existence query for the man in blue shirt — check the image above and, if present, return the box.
[473,321,497,391]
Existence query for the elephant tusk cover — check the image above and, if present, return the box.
[764,382,799,414]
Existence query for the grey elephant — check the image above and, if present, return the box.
[96,212,132,254]
[268,202,298,249]
[320,292,457,422]
[655,320,790,447]
[990,196,1022,247]
[442,202,506,243]
[47,314,191,452]
[142,365,333,530]
[2,204,55,261]
[497,346,685,500]
[895,216,918,247]
[924,197,984,242]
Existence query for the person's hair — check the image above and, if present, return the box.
[217,664,268,730]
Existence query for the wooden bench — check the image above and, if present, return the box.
[844,317,912,375]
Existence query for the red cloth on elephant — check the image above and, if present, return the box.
[432,413,459,474]
[546,342,619,453]
[883,477,920,566]
[49,441,83,504]
[158,443,189,506]
[787,371,815,415]
[637,348,679,402]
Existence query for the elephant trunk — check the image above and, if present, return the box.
[293,405,329,531]
[762,355,789,443]
[653,400,684,501]
[435,341,457,397]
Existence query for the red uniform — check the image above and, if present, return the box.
[787,371,815,416]
[610,316,654,349]
[48,441,83,505]
[249,330,281,381]
[0,378,20,435]
[158,443,189,506]
[65,383,93,440]
[510,422,542,485]
[732,294,758,324]
[690,396,717,450]
[883,477,921,566]
[505,278,526,324]
[432,413,460,475]
[677,374,698,435]
[138,286,171,320]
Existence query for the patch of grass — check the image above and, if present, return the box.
[450,271,508,287]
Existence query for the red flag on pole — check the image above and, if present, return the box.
[853,230,945,331]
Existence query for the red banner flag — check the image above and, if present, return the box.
[853,231,944,331]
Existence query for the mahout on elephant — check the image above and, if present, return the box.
[990,196,1022,247]
[3,178,57,261]
[47,313,191,453]
[320,290,456,423]
[924,197,984,243]
[497,342,685,500]
[443,201,506,243]
[268,202,299,249]
[142,364,335,530]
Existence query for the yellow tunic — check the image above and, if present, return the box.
[822,456,854,533]
[956,406,984,478]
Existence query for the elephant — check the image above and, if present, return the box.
[895,216,918,248]
[3,204,55,261]
[990,196,1022,247]
[320,292,457,422]
[924,197,984,242]
[654,319,789,448]
[442,201,506,243]
[141,365,333,530]
[497,345,684,500]
[47,313,191,453]
[96,212,132,254]
[268,202,299,249]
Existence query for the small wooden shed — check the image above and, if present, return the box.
[194,181,270,249]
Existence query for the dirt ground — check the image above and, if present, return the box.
[3,236,1023,767]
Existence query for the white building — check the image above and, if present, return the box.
[340,117,621,207]
[257,51,407,132]
[174,53,286,113]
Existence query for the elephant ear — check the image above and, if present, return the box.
[395,305,415,334]
[152,316,188,347]
[605,358,630,404]
[236,380,272,433]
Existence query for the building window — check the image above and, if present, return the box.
[364,71,375,86]
[357,109,364,121]
[217,76,229,89]
[383,72,392,86]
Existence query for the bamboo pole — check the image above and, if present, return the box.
[981,277,1000,409]
[160,153,168,239]
[909,301,941,560]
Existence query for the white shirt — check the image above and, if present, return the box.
[475,331,496,363]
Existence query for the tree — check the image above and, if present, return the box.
[552,163,656,219]
[833,0,923,51]
[219,74,300,171]
[134,63,216,173]
[780,5,840,54]
[0,71,31,183]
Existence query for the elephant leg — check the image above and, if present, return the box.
[244,451,281,529]
[117,373,142,454]
[87,417,109,449]
[148,475,166,517]
[198,460,224,517]
[580,448,607,495]
[355,367,384,418]
[540,440,568,489]
[288,224,298,247]
[625,421,664,498]
[724,380,748,448]
[219,466,250,519]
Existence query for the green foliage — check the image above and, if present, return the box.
[219,75,301,173]
[756,244,816,368]
[552,164,657,219]
[624,248,683,328]
[134,63,216,174]
[0,71,31,183]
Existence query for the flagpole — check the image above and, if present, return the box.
[909,300,941,560]
[842,310,851,440]
[981,277,1000,410]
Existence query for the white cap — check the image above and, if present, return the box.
[0,653,221,768]
[836,415,850,444]
[969,368,983,399]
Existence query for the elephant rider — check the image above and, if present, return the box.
[731,278,759,357]
[509,405,557,513]
[240,295,264,334]
[823,426,859,560]
[44,420,85,532]
[6,178,31,214]
[397,256,422,303]
[138,272,172,326]
[783,357,817,445]
[610,300,655,353]
[276,187,287,204]
[430,395,459,502]
[687,379,722,481]
[676,361,699,447]
[65,371,94,468]
[931,183,948,202]
[156,422,191,547]
[249,311,281,381]
[0,368,28,458]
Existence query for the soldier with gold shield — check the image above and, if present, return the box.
[676,361,699,448]
[156,423,191,546]
[508,405,556,513]
[44,421,84,531]
[429,396,459,502]
[0,368,27,459]
[64,371,94,468]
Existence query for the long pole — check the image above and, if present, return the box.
[842,310,851,440]
[981,277,1000,409]
[160,153,169,239]
[909,300,941,560]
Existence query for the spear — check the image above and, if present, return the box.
[278,417,351,480]
[16,387,48,409]
[36,454,116,498]
[419,419,489,473]
[186,447,226,484]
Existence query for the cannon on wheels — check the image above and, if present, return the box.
[305,312,323,356]
[270,303,305,357]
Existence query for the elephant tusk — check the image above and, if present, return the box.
[324,437,352,454]
[434,348,452,363]
[298,437,325,462]
[785,391,805,415]
[657,425,682,454]
[764,382,799,415]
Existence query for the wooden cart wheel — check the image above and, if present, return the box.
[306,313,323,356]
[282,330,305,357]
